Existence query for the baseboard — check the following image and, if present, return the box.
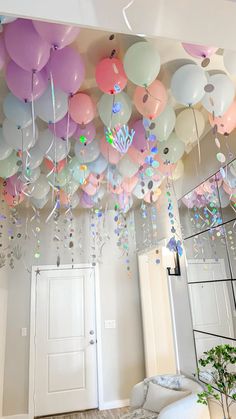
[1,415,29,419]
[99,399,129,410]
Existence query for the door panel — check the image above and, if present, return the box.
[34,268,98,416]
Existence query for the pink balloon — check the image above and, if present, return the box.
[44,158,67,173]
[46,47,85,95]
[144,191,159,204]
[100,136,122,164]
[74,122,96,145]
[182,43,217,59]
[4,19,50,72]
[82,182,97,196]
[131,120,148,152]
[95,58,127,94]
[209,100,236,135]
[122,175,138,193]
[6,174,24,196]
[88,173,104,187]
[33,21,80,50]
[48,114,77,139]
[128,146,149,165]
[59,190,69,206]
[108,183,123,195]
[155,156,176,176]
[134,80,168,120]
[0,36,8,71]
[6,60,48,102]
[3,188,24,206]
[69,93,95,124]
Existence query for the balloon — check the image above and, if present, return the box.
[93,186,106,204]
[35,86,68,123]
[0,36,8,71]
[209,100,236,135]
[118,193,133,212]
[46,47,85,95]
[218,186,230,208]
[74,138,100,163]
[64,179,79,196]
[106,166,123,187]
[95,58,127,94]
[37,129,70,162]
[3,189,24,207]
[20,166,40,183]
[108,183,123,195]
[89,173,104,187]
[122,176,138,193]
[100,136,122,164]
[69,93,95,125]
[70,193,80,209]
[223,50,236,75]
[48,167,70,188]
[134,80,167,120]
[124,41,160,86]
[22,145,44,170]
[182,43,217,59]
[175,108,205,145]
[33,21,80,50]
[158,133,185,163]
[132,120,148,152]
[44,158,67,174]
[3,119,38,151]
[4,19,50,72]
[171,160,184,180]
[117,154,139,177]
[0,16,16,24]
[31,193,49,209]
[82,182,97,196]
[6,61,48,102]
[31,174,50,200]
[5,174,24,196]
[202,74,235,117]
[127,146,149,165]
[144,190,161,204]
[48,114,77,140]
[68,157,90,184]
[74,122,96,145]
[171,64,207,106]
[0,127,13,160]
[3,93,33,129]
[0,152,19,178]
[87,154,108,175]
[98,92,132,128]
[80,191,94,208]
[143,104,176,142]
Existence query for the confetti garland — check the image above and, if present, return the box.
[105,124,135,153]
[166,181,183,257]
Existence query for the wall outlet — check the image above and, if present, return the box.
[104,320,116,329]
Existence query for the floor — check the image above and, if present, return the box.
[39,408,130,419]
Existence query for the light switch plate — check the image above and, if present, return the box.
[105,320,116,329]
[21,327,27,337]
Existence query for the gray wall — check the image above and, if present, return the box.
[3,209,145,415]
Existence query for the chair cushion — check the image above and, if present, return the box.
[143,382,191,413]
[143,374,183,401]
[122,408,159,418]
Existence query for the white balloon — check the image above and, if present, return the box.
[88,154,108,174]
[74,139,100,163]
[35,86,68,123]
[68,157,90,184]
[0,152,19,178]
[64,179,79,195]
[31,174,50,200]
[117,155,139,178]
[48,167,70,188]
[172,160,184,180]
[98,92,132,128]
[158,132,185,163]
[38,129,70,162]
[22,145,44,170]
[133,178,161,199]
[171,64,208,106]
[175,108,205,145]
[3,119,38,151]
[223,50,236,75]
[144,104,176,142]
[202,74,235,116]
[3,93,33,129]
[0,127,13,160]
[31,193,49,209]
[20,166,41,183]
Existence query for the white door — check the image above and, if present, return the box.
[34,268,98,416]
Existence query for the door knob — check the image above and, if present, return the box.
[90,339,95,345]
[89,330,95,335]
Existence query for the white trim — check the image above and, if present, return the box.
[1,415,29,419]
[99,399,130,410]
[29,264,103,418]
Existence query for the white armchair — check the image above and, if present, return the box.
[123,375,210,419]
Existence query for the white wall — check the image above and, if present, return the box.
[0,269,8,417]
[2,209,145,415]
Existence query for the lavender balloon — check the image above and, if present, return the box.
[48,114,77,140]
[33,21,80,50]
[46,47,85,95]
[6,60,48,102]
[182,42,217,59]
[4,19,50,72]
[74,122,96,145]
[131,119,148,152]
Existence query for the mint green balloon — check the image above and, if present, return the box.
[158,133,185,163]
[124,42,160,87]
[98,92,132,129]
[0,151,19,178]
[145,104,176,142]
[68,157,90,184]
[48,167,70,188]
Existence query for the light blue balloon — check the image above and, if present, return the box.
[171,64,207,106]
[68,157,90,184]
[106,165,122,186]
[74,138,100,163]
[0,16,17,24]
[98,92,132,129]
[88,154,108,175]
[3,93,33,129]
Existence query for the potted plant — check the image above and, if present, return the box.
[197,344,236,419]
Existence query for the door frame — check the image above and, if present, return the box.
[28,263,103,419]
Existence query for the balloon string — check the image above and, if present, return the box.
[191,106,201,165]
[145,86,161,104]
[49,71,57,205]
[31,71,36,142]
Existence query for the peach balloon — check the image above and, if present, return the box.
[209,100,236,135]
[3,189,24,206]
[108,183,123,194]
[69,93,95,124]
[44,158,66,173]
[88,173,104,187]
[100,136,122,165]
[122,176,138,193]
[128,146,149,165]
[134,80,167,120]
[82,182,97,196]
[144,190,160,204]
[155,157,176,176]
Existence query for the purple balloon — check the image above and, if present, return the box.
[46,47,85,95]
[6,60,48,102]
[0,36,8,71]
[4,19,51,72]
[80,191,94,208]
[6,174,24,196]
[48,113,77,140]
[132,120,148,152]
[33,21,80,50]
[74,122,96,144]
[182,43,217,59]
